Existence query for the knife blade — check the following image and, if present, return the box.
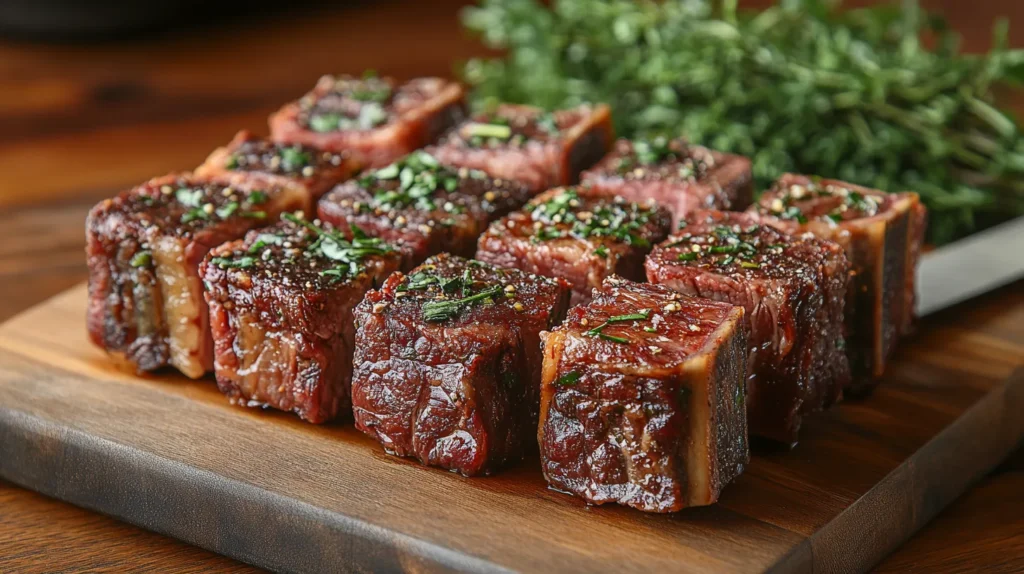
[917,216,1024,316]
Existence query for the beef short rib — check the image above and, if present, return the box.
[749,174,926,391]
[269,75,465,168]
[540,276,749,512]
[196,130,360,203]
[202,215,401,423]
[352,254,571,476]
[428,103,613,192]
[318,150,531,270]
[86,173,306,378]
[646,210,850,443]
[581,137,753,227]
[476,187,671,305]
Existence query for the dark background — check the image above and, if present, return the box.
[0,1,1021,571]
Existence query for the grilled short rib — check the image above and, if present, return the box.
[86,173,306,378]
[202,215,400,423]
[352,254,571,476]
[196,130,360,202]
[749,174,926,391]
[476,187,672,305]
[318,151,531,269]
[540,277,749,512]
[269,75,465,168]
[428,103,613,192]
[646,211,850,443]
[581,137,753,227]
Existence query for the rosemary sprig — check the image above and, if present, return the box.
[422,285,504,322]
[462,0,1024,244]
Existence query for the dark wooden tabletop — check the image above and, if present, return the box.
[0,0,1021,571]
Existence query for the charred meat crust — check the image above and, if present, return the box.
[749,174,926,389]
[351,254,571,476]
[581,138,753,227]
[317,151,532,270]
[646,210,850,444]
[475,187,672,305]
[427,103,613,192]
[196,130,361,203]
[269,75,466,168]
[202,217,401,424]
[86,172,306,378]
[539,277,749,512]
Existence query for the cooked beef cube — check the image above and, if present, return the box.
[196,130,360,203]
[352,254,571,476]
[428,103,613,192]
[540,276,748,512]
[318,150,531,269]
[748,174,927,391]
[86,173,306,378]
[269,75,465,168]
[476,187,671,305]
[202,216,401,423]
[645,211,850,443]
[581,137,753,228]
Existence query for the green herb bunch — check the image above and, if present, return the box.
[462,0,1024,243]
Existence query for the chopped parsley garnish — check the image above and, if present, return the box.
[555,371,581,386]
[765,180,881,224]
[280,147,311,171]
[360,151,463,213]
[175,188,203,208]
[594,245,608,258]
[210,256,256,269]
[464,122,512,140]
[129,251,152,268]
[528,188,654,247]
[309,102,388,133]
[672,225,774,269]
[633,136,678,166]
[273,213,394,281]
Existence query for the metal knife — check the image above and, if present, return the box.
[917,216,1024,316]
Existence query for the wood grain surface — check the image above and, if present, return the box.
[0,0,1022,571]
[0,282,1021,572]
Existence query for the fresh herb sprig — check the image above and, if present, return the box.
[463,0,1024,244]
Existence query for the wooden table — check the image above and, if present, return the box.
[0,1,1021,571]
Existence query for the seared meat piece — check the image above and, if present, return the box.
[428,103,613,192]
[269,75,465,168]
[352,254,571,476]
[196,130,360,203]
[202,216,400,423]
[581,137,753,227]
[86,173,306,378]
[318,150,531,269]
[476,187,671,305]
[646,211,850,444]
[748,174,927,391]
[540,277,748,513]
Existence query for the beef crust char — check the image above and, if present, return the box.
[86,173,306,378]
[540,277,749,512]
[749,174,927,391]
[428,103,613,192]
[646,210,850,444]
[202,216,401,424]
[318,151,531,270]
[196,130,360,203]
[352,254,571,476]
[581,137,753,227]
[476,187,672,305]
[269,75,466,168]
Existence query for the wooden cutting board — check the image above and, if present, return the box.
[0,284,1021,574]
